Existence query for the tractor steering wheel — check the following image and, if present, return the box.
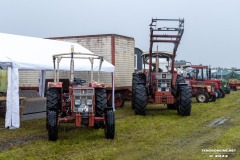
[81,80,86,84]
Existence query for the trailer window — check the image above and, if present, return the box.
[134,54,137,69]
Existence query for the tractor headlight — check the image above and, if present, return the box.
[75,99,81,105]
[78,104,88,113]
[161,83,167,88]
[86,99,92,105]
[211,86,215,92]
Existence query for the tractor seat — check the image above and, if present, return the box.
[73,78,86,86]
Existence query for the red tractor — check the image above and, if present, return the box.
[132,18,192,116]
[228,79,240,91]
[46,48,115,141]
[183,65,218,103]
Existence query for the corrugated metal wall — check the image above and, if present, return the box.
[114,36,134,87]
[19,70,40,87]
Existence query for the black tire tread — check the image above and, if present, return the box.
[46,87,59,131]
[132,73,146,109]
[47,88,59,110]
[219,89,225,98]
[133,85,147,115]
[104,109,115,139]
[47,110,58,141]
[225,87,231,94]
[95,88,107,117]
[178,86,192,116]
[172,75,185,97]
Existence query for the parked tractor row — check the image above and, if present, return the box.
[44,18,234,141]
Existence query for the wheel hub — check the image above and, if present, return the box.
[198,94,206,102]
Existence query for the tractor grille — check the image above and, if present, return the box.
[73,89,94,113]
[155,94,175,103]
[158,79,171,92]
[74,89,94,96]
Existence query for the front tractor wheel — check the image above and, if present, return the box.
[133,85,147,115]
[209,95,217,102]
[46,87,59,141]
[196,91,209,103]
[219,89,225,98]
[215,89,222,99]
[225,87,231,94]
[178,86,192,116]
[104,109,115,139]
[47,110,58,141]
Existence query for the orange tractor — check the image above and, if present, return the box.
[46,49,115,141]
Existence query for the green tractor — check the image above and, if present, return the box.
[221,78,231,94]
[211,69,231,94]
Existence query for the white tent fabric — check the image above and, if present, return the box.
[0,33,114,72]
[6,66,19,129]
[0,32,115,129]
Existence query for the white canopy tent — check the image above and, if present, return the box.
[0,33,115,129]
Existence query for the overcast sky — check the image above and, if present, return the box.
[1,0,239,68]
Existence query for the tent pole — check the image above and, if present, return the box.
[98,57,103,83]
[53,56,57,83]
[89,57,94,83]
[56,57,62,83]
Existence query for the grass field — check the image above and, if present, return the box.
[0,91,240,160]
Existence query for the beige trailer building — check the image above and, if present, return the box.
[48,34,135,87]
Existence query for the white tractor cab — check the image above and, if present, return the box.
[142,51,173,73]
[46,46,115,141]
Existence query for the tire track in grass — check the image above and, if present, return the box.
[0,134,46,152]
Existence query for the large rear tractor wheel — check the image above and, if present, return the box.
[172,75,185,97]
[95,88,107,117]
[132,73,146,109]
[178,85,192,116]
[196,91,209,103]
[104,109,115,139]
[133,85,147,115]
